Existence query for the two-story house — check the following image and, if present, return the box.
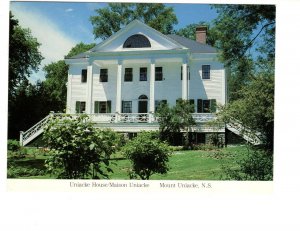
[20,20,227,146]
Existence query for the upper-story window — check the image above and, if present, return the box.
[123,34,151,48]
[124,68,133,82]
[202,65,210,79]
[140,67,147,81]
[81,69,87,83]
[100,69,108,82]
[155,67,163,81]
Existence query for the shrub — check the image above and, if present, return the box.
[224,148,273,180]
[122,131,172,180]
[7,139,20,152]
[43,114,121,179]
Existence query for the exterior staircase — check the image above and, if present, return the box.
[226,121,262,145]
[20,114,51,146]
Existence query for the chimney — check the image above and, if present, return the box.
[196,26,207,44]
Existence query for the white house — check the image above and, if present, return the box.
[20,20,227,146]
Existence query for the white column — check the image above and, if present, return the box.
[66,72,72,114]
[116,60,122,113]
[86,65,93,114]
[149,59,155,113]
[182,61,188,100]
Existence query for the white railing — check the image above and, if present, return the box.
[191,113,216,122]
[20,112,216,145]
[20,114,52,146]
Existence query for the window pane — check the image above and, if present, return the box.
[197,99,203,113]
[203,100,210,113]
[122,101,132,113]
[124,68,133,82]
[155,67,163,81]
[202,65,210,79]
[81,69,87,83]
[100,69,108,82]
[140,67,147,81]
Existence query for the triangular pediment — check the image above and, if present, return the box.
[91,20,186,52]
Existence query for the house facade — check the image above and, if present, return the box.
[64,20,226,143]
[20,20,227,146]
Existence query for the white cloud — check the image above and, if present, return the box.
[10,4,77,81]
[65,8,74,12]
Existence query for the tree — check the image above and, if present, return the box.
[156,100,195,146]
[210,5,275,101]
[8,12,43,138]
[175,22,217,46]
[9,12,43,99]
[219,73,274,151]
[43,114,122,179]
[122,131,171,180]
[90,3,178,40]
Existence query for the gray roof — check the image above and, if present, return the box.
[66,33,217,59]
[166,34,217,53]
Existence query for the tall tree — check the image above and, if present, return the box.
[90,3,178,40]
[210,4,275,102]
[9,12,43,99]
[8,12,43,139]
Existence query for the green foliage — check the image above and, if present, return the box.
[65,42,96,58]
[7,139,20,152]
[90,3,178,39]
[224,148,273,181]
[9,12,43,99]
[210,5,275,101]
[219,74,274,150]
[122,131,172,180]
[206,133,224,148]
[7,165,45,178]
[175,22,217,46]
[156,100,195,146]
[43,114,122,179]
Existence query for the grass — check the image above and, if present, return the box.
[7,145,249,180]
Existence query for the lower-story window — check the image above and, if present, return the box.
[197,99,216,113]
[76,101,86,113]
[122,101,132,113]
[94,101,111,113]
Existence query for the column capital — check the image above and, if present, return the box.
[117,59,123,65]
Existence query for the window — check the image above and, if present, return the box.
[155,100,167,112]
[81,69,87,83]
[123,34,151,48]
[100,69,108,82]
[155,67,163,81]
[197,99,216,113]
[122,101,132,113]
[75,101,86,113]
[94,101,111,113]
[124,68,133,82]
[202,65,210,79]
[140,67,147,81]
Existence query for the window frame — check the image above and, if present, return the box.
[155,67,163,81]
[202,65,211,80]
[122,101,132,113]
[99,69,108,82]
[76,101,86,114]
[139,67,147,81]
[124,68,133,82]
[94,101,111,113]
[81,69,87,83]
[197,99,216,113]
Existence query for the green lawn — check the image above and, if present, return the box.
[8,145,248,180]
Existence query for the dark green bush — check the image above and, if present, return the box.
[7,139,20,152]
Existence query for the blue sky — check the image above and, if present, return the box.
[10,1,218,82]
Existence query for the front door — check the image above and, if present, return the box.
[138,95,148,122]
[138,95,148,113]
